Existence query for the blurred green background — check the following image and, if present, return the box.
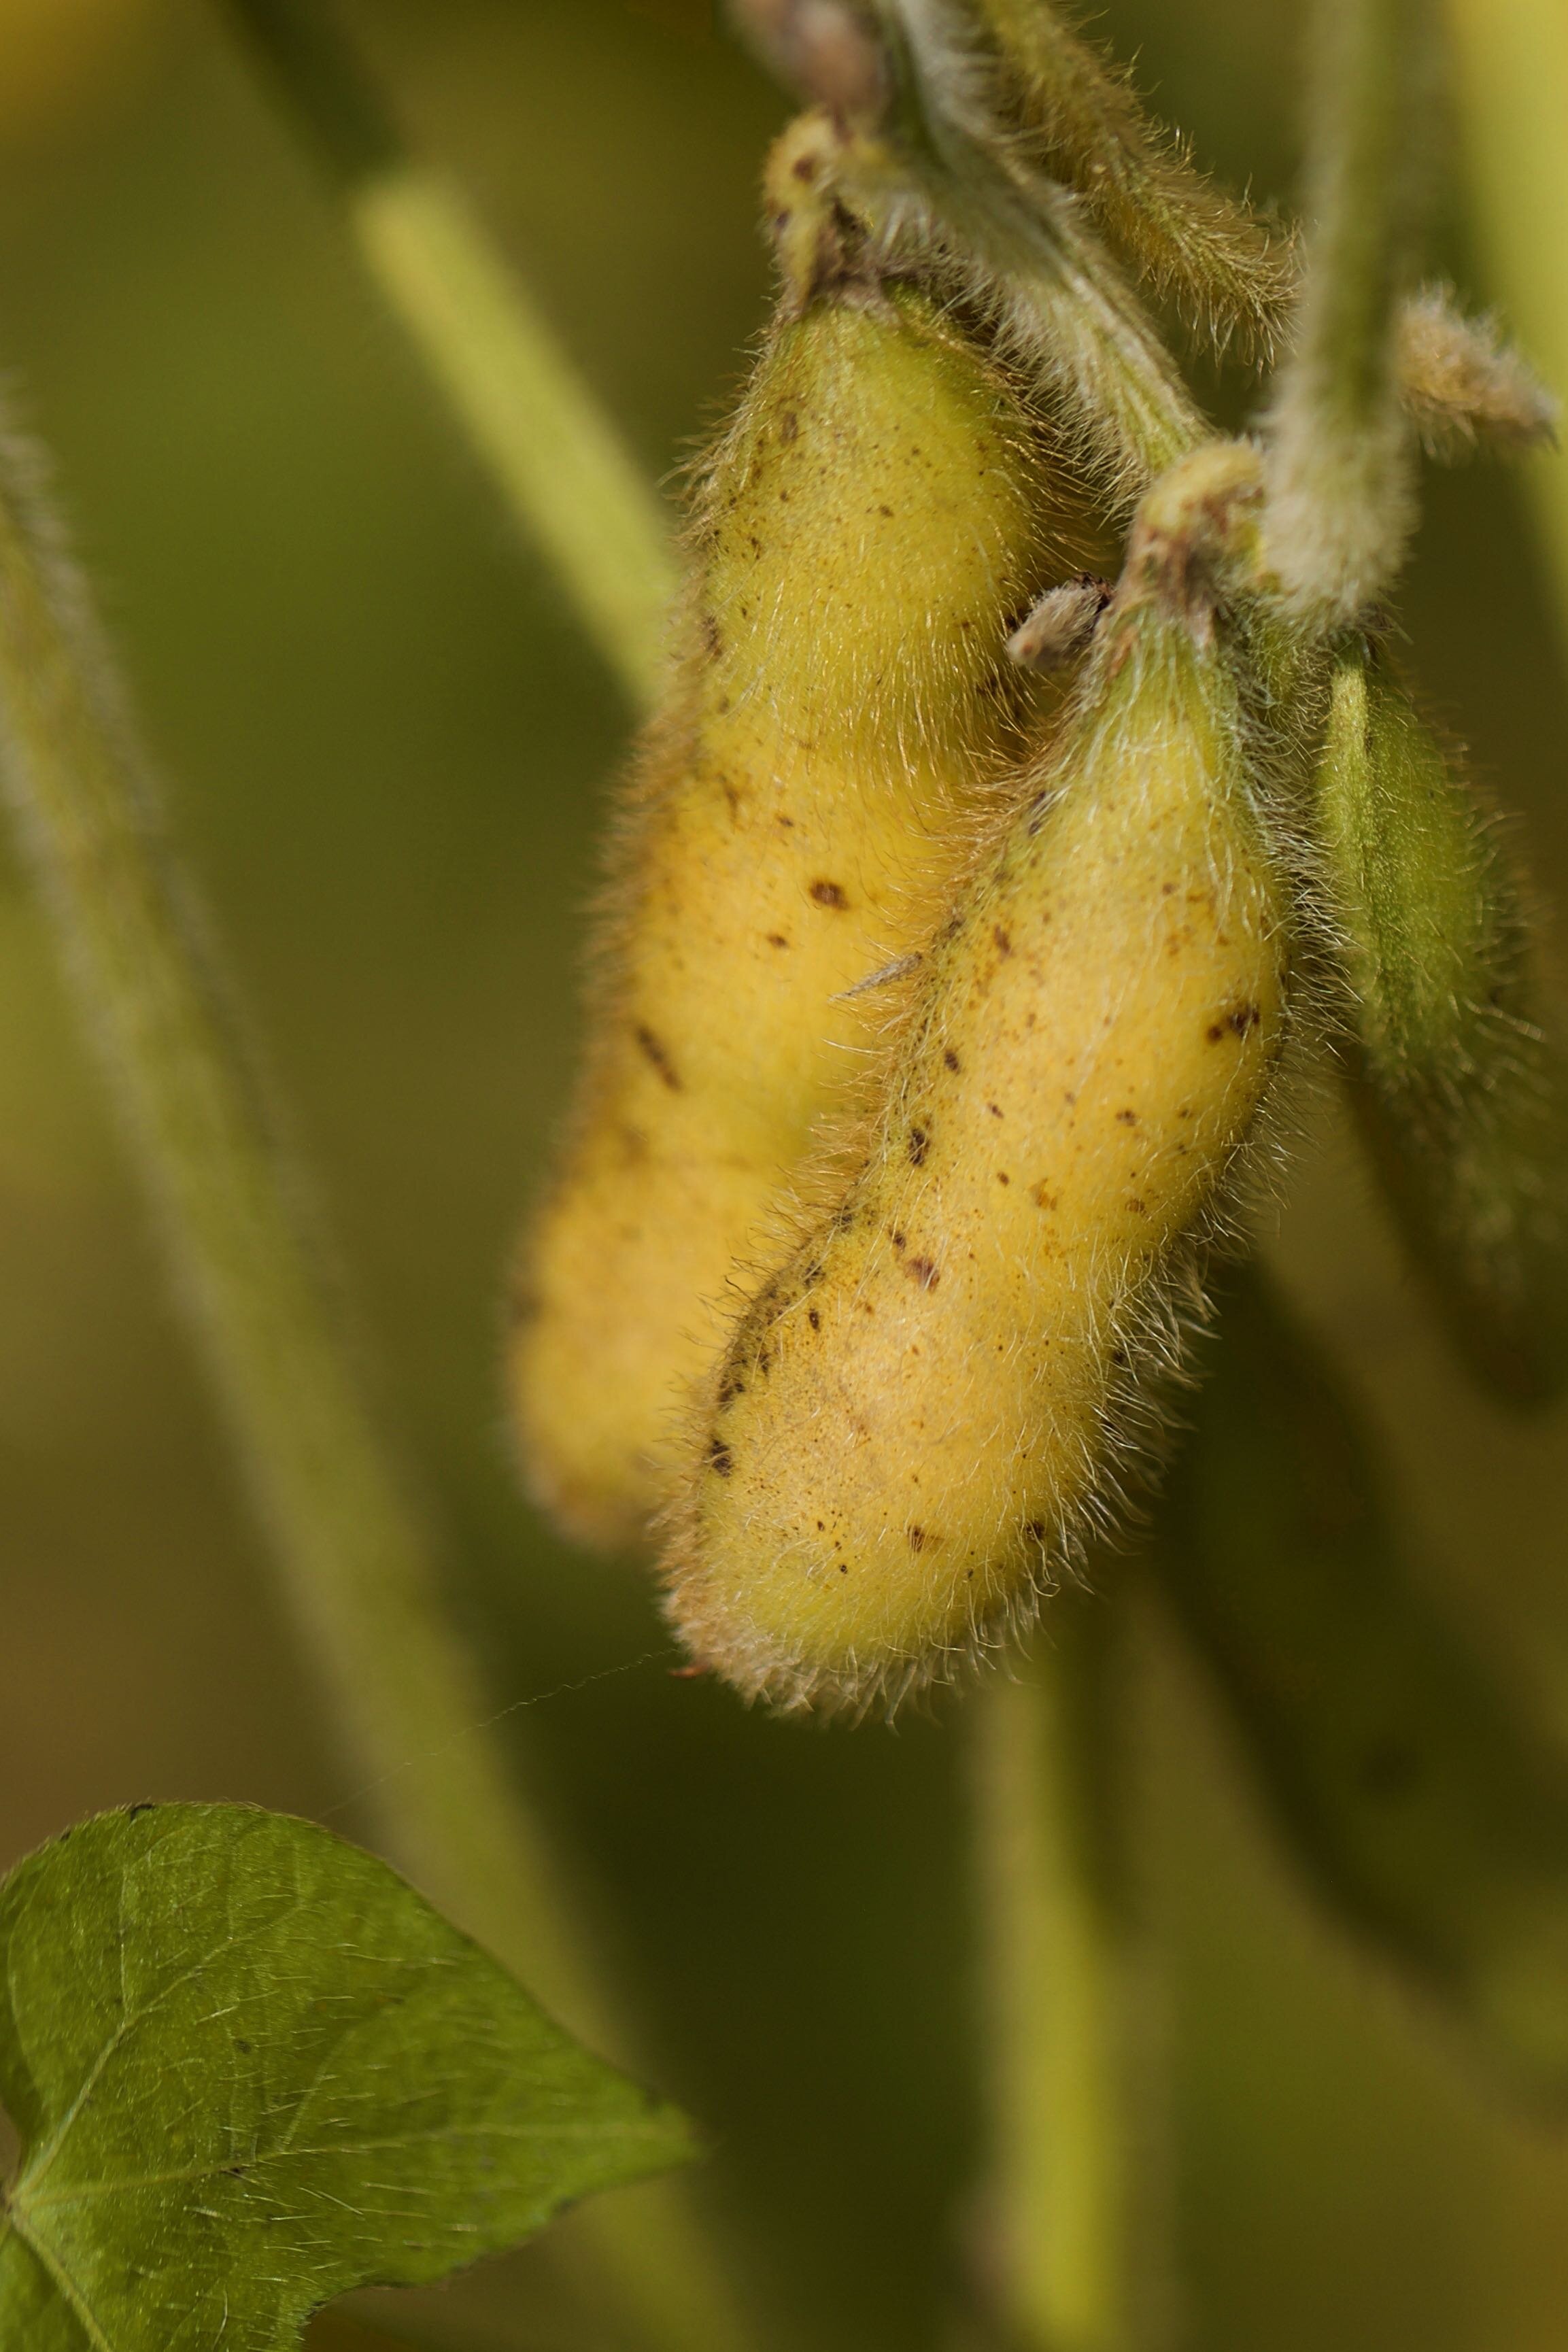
[0,3,1566,2347]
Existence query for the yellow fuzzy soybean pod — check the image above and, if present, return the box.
[664,450,1293,1712]
[1160,1263,1568,2100]
[509,116,1057,1549]
[1319,641,1568,1401]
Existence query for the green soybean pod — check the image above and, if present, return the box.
[1159,1263,1568,2100]
[1318,641,1568,1401]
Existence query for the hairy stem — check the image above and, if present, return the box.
[1445,0,1568,638]
[0,424,747,2352]
[974,0,1293,357]
[1264,0,1438,621]
[972,1607,1165,2352]
[222,0,675,708]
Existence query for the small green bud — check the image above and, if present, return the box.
[1318,643,1568,1401]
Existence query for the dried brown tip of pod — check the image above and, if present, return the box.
[731,0,891,124]
[1115,439,1265,639]
[1397,288,1559,460]
[763,111,885,311]
[1006,573,1112,672]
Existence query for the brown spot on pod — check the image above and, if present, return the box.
[908,1125,929,1165]
[993,926,1013,957]
[907,1524,930,1550]
[944,1048,961,1072]
[808,1308,821,1330]
[708,1436,734,1477]
[810,879,849,908]
[1208,1004,1261,1042]
[1117,1109,1139,1125]
[766,932,791,949]
[634,1025,681,1091]
[906,1257,940,1289]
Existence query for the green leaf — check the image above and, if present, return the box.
[0,1804,694,2351]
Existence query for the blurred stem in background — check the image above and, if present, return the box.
[0,5,753,2328]
[221,0,676,709]
[0,405,751,2352]
[972,1611,1168,2352]
[1445,0,1568,643]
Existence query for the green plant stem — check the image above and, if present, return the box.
[0,426,747,2352]
[972,1607,1163,2352]
[1445,0,1568,640]
[222,0,675,709]
[0,436,577,2005]
[1263,0,1436,621]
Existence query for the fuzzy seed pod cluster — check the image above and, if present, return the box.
[509,43,1565,1730]
[510,123,1057,1550]
[664,459,1292,1710]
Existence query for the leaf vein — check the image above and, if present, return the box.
[21,1903,307,2200]
[27,2122,656,2209]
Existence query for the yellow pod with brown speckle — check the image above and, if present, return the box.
[509,186,1056,1550]
[662,570,1291,1711]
